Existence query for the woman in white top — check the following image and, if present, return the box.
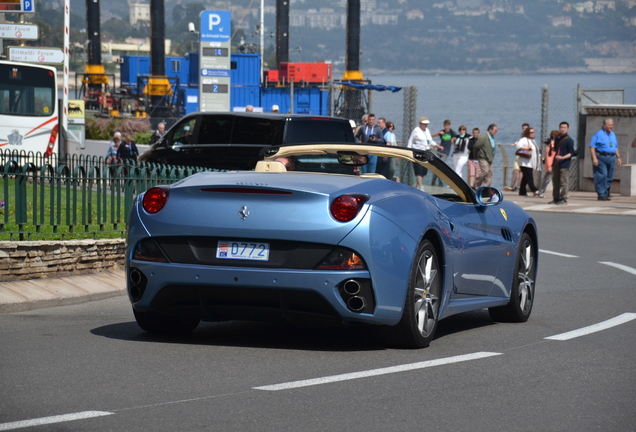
[452,125,471,179]
[515,127,542,196]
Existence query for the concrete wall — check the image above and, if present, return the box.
[580,105,636,195]
[0,239,126,282]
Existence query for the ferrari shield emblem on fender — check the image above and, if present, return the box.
[238,206,250,221]
[500,208,508,221]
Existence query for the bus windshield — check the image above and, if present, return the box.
[0,63,56,117]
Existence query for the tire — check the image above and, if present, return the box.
[393,240,442,348]
[133,309,200,335]
[489,233,536,323]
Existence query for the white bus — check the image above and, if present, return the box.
[0,60,59,158]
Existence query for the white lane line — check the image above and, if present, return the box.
[253,351,502,391]
[599,261,636,276]
[539,249,578,258]
[545,313,636,341]
[0,411,113,431]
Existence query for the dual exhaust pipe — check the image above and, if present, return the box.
[343,279,367,312]
[129,268,145,302]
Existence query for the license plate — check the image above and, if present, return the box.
[216,241,270,261]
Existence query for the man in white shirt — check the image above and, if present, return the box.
[407,117,434,189]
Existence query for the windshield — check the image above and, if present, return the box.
[0,63,56,117]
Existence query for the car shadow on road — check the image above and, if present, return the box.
[92,310,496,352]
[91,320,389,352]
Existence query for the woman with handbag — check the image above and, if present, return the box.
[515,127,541,196]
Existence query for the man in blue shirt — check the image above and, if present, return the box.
[589,118,623,200]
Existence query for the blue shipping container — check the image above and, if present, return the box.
[230,53,261,87]
[230,86,261,111]
[121,56,189,89]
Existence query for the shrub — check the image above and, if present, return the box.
[135,132,153,144]
[86,117,152,141]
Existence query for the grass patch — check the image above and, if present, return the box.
[1,176,129,241]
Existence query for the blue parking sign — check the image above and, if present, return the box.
[200,11,231,43]
[23,0,34,12]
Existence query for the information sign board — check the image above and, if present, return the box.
[0,23,39,40]
[6,47,64,64]
[198,11,231,112]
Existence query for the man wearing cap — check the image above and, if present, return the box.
[407,117,435,189]
[271,104,280,113]
[589,118,622,200]
[473,123,498,188]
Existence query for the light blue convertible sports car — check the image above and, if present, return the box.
[126,144,538,348]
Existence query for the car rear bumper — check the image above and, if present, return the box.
[128,261,399,326]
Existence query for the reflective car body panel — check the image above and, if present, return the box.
[127,144,537,335]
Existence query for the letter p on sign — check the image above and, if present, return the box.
[209,14,221,29]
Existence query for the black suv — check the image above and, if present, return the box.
[139,112,356,170]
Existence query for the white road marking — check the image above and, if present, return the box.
[599,261,636,276]
[545,313,636,341]
[0,411,113,431]
[539,249,578,258]
[253,351,502,391]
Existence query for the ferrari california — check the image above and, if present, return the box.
[126,144,538,348]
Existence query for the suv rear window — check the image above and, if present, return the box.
[284,119,354,144]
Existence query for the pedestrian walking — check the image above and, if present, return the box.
[516,127,541,196]
[550,122,575,205]
[473,124,498,188]
[467,128,481,188]
[452,125,471,179]
[430,119,455,186]
[407,117,435,190]
[589,118,622,200]
[537,130,559,198]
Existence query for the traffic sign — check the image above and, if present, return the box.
[6,47,64,64]
[0,0,35,13]
[200,11,231,42]
[0,23,39,40]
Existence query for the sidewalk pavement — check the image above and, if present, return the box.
[506,190,636,216]
[1,191,635,314]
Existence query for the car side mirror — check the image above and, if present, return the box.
[475,187,503,206]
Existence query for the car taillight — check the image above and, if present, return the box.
[316,248,367,270]
[45,125,58,157]
[142,186,169,214]
[330,194,369,222]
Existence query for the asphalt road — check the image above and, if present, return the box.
[1,212,635,432]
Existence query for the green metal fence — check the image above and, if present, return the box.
[0,150,212,241]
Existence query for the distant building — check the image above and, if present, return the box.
[595,1,615,12]
[406,9,424,20]
[573,2,594,13]
[456,0,482,8]
[552,16,573,27]
[129,3,150,26]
